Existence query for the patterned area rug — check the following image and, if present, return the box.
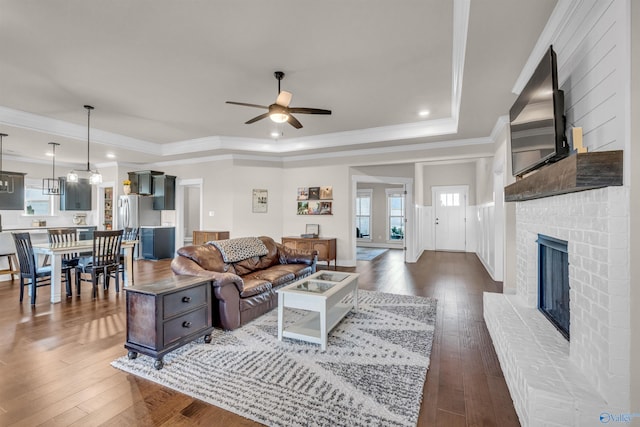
[356,247,389,260]
[112,290,437,427]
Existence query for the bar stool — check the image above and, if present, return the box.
[0,252,19,280]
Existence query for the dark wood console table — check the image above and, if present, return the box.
[124,275,214,369]
[282,236,337,269]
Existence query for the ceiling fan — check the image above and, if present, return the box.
[226,71,331,129]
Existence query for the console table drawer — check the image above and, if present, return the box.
[163,306,209,346]
[164,285,207,318]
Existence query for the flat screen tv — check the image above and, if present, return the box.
[510,45,568,177]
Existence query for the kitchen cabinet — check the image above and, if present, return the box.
[124,276,214,369]
[60,178,92,211]
[281,236,337,269]
[153,175,176,210]
[128,170,163,195]
[141,227,175,260]
[192,230,230,245]
[0,172,25,210]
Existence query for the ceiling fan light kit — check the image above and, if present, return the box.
[67,105,102,185]
[226,71,331,130]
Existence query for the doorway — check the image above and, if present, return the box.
[175,178,203,252]
[351,175,415,264]
[432,185,468,251]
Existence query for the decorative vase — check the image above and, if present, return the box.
[123,184,131,195]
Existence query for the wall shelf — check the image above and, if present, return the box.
[504,150,623,202]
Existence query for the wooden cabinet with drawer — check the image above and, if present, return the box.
[193,230,230,245]
[124,276,214,369]
[281,236,337,269]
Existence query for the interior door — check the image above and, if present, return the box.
[433,186,467,251]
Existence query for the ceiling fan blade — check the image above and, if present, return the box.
[287,114,303,129]
[226,101,269,109]
[245,112,270,124]
[276,90,292,107]
[288,107,332,115]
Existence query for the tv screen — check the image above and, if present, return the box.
[510,46,567,176]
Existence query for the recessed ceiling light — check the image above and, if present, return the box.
[418,110,430,117]
[106,153,116,159]
[271,132,280,138]
[45,152,54,157]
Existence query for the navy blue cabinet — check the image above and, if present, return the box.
[141,227,175,260]
[60,178,92,211]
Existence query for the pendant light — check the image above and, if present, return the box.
[0,133,14,194]
[43,142,64,195]
[67,105,102,184]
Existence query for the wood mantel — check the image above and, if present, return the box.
[504,150,623,202]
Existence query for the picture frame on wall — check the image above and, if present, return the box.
[297,201,309,215]
[308,187,320,200]
[297,200,332,215]
[297,187,309,200]
[320,186,333,200]
[252,189,268,213]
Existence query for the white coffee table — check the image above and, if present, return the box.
[277,271,359,350]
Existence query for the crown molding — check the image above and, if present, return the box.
[0,105,157,153]
[489,115,510,141]
[451,0,470,122]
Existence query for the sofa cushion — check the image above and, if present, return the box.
[239,278,272,298]
[210,237,268,263]
[176,244,228,272]
[243,268,295,288]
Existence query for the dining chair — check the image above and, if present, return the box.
[13,232,72,304]
[47,228,81,293]
[112,227,138,284]
[76,230,123,298]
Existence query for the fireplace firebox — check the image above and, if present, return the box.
[537,234,569,340]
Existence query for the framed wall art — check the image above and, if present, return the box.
[296,186,333,215]
[252,189,268,213]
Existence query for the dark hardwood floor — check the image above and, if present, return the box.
[0,250,519,426]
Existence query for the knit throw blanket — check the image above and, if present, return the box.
[209,237,268,263]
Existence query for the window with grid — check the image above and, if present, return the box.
[25,179,53,215]
[356,190,372,239]
[386,189,404,240]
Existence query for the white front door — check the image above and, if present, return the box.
[433,186,467,251]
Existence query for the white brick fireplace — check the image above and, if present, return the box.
[484,186,631,426]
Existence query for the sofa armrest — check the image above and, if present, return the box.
[171,256,244,292]
[171,255,245,330]
[277,243,318,267]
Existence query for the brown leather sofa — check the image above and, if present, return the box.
[171,236,317,330]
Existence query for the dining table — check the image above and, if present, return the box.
[32,239,138,303]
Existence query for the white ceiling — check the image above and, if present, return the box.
[0,0,557,168]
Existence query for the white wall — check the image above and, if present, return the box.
[231,162,284,239]
[629,0,639,419]
[161,160,236,233]
[421,162,477,205]
[555,0,629,177]
[283,164,352,265]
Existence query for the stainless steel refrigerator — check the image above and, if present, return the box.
[118,195,161,258]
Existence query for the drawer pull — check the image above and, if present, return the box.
[182,296,191,303]
[182,321,192,328]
